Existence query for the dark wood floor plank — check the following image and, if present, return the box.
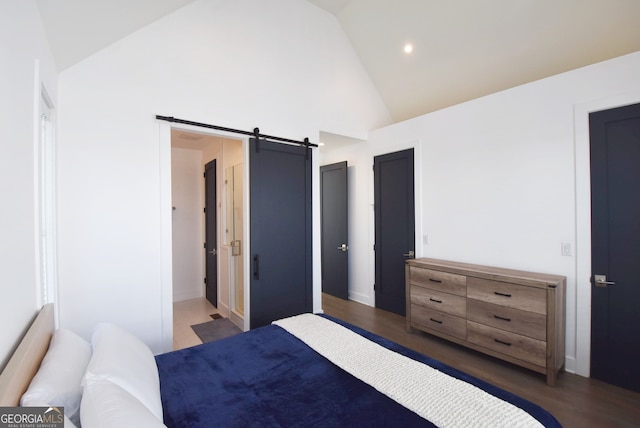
[322,293,640,428]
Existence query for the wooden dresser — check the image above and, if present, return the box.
[406,258,566,385]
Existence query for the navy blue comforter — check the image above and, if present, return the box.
[155,315,561,427]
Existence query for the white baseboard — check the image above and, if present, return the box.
[564,356,577,375]
[229,310,244,330]
[217,301,230,318]
[347,291,372,306]
[173,290,203,302]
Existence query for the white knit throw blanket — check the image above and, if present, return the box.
[274,314,544,428]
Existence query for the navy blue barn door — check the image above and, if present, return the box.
[249,139,312,328]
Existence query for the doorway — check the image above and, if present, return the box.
[589,102,640,392]
[170,130,244,329]
[373,149,415,316]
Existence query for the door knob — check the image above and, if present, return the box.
[594,274,615,287]
[208,249,217,255]
[403,250,415,258]
[337,243,348,252]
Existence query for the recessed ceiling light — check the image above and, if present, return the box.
[404,43,413,54]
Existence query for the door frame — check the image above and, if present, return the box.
[574,90,640,377]
[159,122,253,349]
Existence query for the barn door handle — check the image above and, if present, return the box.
[253,255,259,280]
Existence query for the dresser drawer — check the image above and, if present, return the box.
[410,266,466,296]
[467,277,546,315]
[411,304,466,340]
[411,285,466,317]
[467,299,546,340]
[467,321,546,367]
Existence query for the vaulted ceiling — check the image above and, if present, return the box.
[37,0,640,123]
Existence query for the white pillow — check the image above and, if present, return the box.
[21,328,92,427]
[81,380,166,428]
[83,323,163,420]
[64,415,78,428]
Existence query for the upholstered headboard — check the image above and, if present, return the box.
[0,303,54,406]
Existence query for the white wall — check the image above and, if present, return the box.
[320,51,640,376]
[56,0,390,353]
[0,1,58,367]
[171,148,203,301]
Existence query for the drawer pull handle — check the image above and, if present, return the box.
[494,315,511,322]
[494,338,512,346]
[429,278,443,283]
[494,291,512,298]
[429,298,443,304]
[430,318,443,324]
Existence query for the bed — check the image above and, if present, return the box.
[0,305,562,427]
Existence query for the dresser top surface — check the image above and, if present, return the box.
[407,258,566,288]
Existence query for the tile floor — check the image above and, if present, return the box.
[172,297,217,350]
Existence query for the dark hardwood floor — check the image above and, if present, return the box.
[322,293,640,428]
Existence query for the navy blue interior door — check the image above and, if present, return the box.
[249,139,312,328]
[374,149,415,316]
[590,102,640,392]
[321,161,348,300]
[204,160,218,307]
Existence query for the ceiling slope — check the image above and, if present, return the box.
[36,0,198,71]
[334,0,640,121]
[37,0,640,123]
